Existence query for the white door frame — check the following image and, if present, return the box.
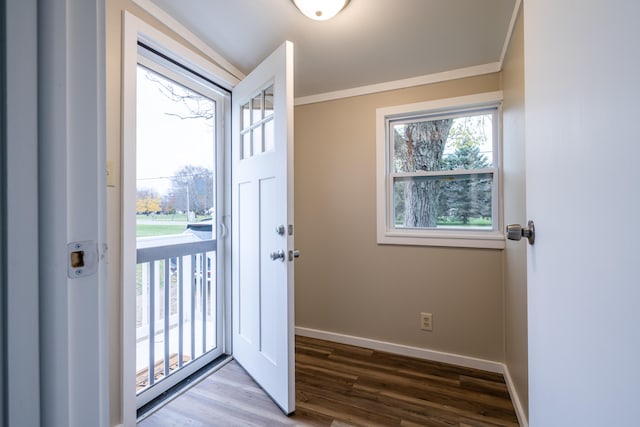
[121,12,239,426]
[37,0,109,426]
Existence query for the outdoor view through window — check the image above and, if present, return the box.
[135,63,219,401]
[391,110,496,230]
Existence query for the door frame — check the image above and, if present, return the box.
[121,12,239,425]
[36,0,109,425]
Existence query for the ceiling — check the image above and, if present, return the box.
[148,0,518,98]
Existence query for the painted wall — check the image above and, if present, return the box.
[4,0,40,425]
[501,6,528,422]
[294,74,505,361]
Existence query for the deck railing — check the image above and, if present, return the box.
[136,239,216,392]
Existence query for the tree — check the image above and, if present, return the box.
[144,70,214,121]
[170,165,214,215]
[438,115,492,224]
[439,144,491,224]
[136,188,162,214]
[394,119,453,227]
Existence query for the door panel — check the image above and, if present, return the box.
[525,3,640,425]
[232,41,295,414]
[237,180,256,343]
[259,176,280,363]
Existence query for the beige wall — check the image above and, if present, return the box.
[294,74,505,361]
[501,6,528,419]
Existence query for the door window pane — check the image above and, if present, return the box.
[251,94,262,124]
[264,85,274,117]
[241,102,250,130]
[240,85,276,159]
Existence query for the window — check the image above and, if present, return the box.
[376,92,504,249]
[240,85,274,159]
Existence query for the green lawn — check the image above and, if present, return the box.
[136,214,210,222]
[136,224,186,237]
[437,217,492,226]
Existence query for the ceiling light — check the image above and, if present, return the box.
[291,0,350,21]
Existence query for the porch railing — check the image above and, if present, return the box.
[136,239,216,392]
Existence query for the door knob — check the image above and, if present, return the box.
[506,220,535,245]
[270,250,286,261]
[275,225,286,235]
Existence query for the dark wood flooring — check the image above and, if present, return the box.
[139,336,519,426]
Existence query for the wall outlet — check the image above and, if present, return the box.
[420,312,433,331]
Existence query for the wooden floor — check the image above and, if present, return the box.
[139,336,519,427]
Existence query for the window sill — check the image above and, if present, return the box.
[377,231,505,249]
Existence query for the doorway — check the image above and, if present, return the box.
[121,13,296,425]
[128,43,229,409]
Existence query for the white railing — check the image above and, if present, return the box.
[136,239,216,392]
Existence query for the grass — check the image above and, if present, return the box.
[136,213,210,222]
[137,224,186,237]
[394,216,492,228]
[136,213,211,237]
[437,217,492,226]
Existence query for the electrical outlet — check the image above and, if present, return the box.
[420,312,433,331]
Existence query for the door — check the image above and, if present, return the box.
[133,50,227,408]
[231,41,295,414]
[525,2,640,425]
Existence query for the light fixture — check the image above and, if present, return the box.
[291,0,350,21]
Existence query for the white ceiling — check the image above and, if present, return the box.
[148,0,517,98]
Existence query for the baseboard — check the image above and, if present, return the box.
[295,326,503,373]
[503,364,529,427]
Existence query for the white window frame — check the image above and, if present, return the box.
[376,91,505,249]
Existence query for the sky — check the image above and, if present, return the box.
[136,65,215,196]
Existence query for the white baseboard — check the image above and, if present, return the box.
[503,364,529,427]
[295,327,503,373]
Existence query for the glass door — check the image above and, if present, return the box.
[134,47,227,408]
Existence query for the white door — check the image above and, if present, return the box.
[231,41,295,414]
[525,2,640,426]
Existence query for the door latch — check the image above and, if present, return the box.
[288,249,300,261]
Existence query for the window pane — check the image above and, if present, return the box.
[264,85,274,118]
[136,65,215,223]
[393,113,493,173]
[242,132,251,159]
[252,127,263,154]
[251,94,262,124]
[393,173,493,230]
[241,102,250,130]
[264,119,274,152]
